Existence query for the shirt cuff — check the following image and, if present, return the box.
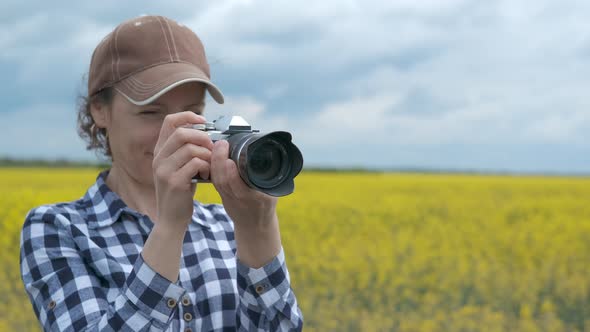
[123,253,186,327]
[236,247,291,314]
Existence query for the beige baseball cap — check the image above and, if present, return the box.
[88,15,224,105]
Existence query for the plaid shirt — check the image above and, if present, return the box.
[20,170,303,331]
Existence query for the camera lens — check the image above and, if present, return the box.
[247,138,289,188]
[226,130,303,196]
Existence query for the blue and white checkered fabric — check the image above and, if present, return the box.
[20,170,303,331]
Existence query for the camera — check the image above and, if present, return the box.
[191,115,303,197]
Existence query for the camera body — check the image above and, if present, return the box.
[192,115,303,197]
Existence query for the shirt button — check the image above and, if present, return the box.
[184,328,192,332]
[166,298,177,308]
[183,312,193,322]
[47,300,56,310]
[255,284,266,295]
[182,295,191,306]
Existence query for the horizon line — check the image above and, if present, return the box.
[0,157,588,178]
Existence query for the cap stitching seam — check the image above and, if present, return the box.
[124,71,206,92]
[119,60,199,82]
[156,16,173,62]
[120,78,216,104]
[122,73,202,96]
[164,19,179,61]
[113,25,122,80]
[97,60,196,92]
[126,67,206,88]
[109,31,116,82]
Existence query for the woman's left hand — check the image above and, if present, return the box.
[210,140,281,268]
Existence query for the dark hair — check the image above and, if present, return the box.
[76,87,114,160]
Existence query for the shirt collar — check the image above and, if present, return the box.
[84,169,210,229]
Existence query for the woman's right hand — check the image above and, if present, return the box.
[151,111,214,232]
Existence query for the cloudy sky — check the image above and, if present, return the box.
[1,0,589,173]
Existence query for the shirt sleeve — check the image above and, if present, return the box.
[20,206,186,332]
[235,247,304,331]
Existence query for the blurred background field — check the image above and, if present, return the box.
[1,167,589,331]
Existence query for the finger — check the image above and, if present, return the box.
[157,143,212,176]
[171,143,212,167]
[153,155,210,187]
[159,111,206,143]
[211,140,240,199]
[211,140,230,193]
[155,127,214,161]
[154,111,207,154]
[174,156,211,185]
[224,158,254,198]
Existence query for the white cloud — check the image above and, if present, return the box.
[206,95,265,120]
[295,55,590,149]
[299,93,400,147]
[0,104,95,160]
[264,84,288,99]
[182,0,464,69]
[204,95,289,133]
[1,15,113,85]
[0,13,49,52]
[522,110,590,144]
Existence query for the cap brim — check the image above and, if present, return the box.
[114,62,224,105]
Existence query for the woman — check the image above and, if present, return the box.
[20,15,303,331]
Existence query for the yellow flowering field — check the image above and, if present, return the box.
[1,168,589,331]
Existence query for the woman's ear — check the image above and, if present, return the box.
[90,100,110,129]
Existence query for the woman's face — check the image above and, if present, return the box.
[97,82,207,186]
